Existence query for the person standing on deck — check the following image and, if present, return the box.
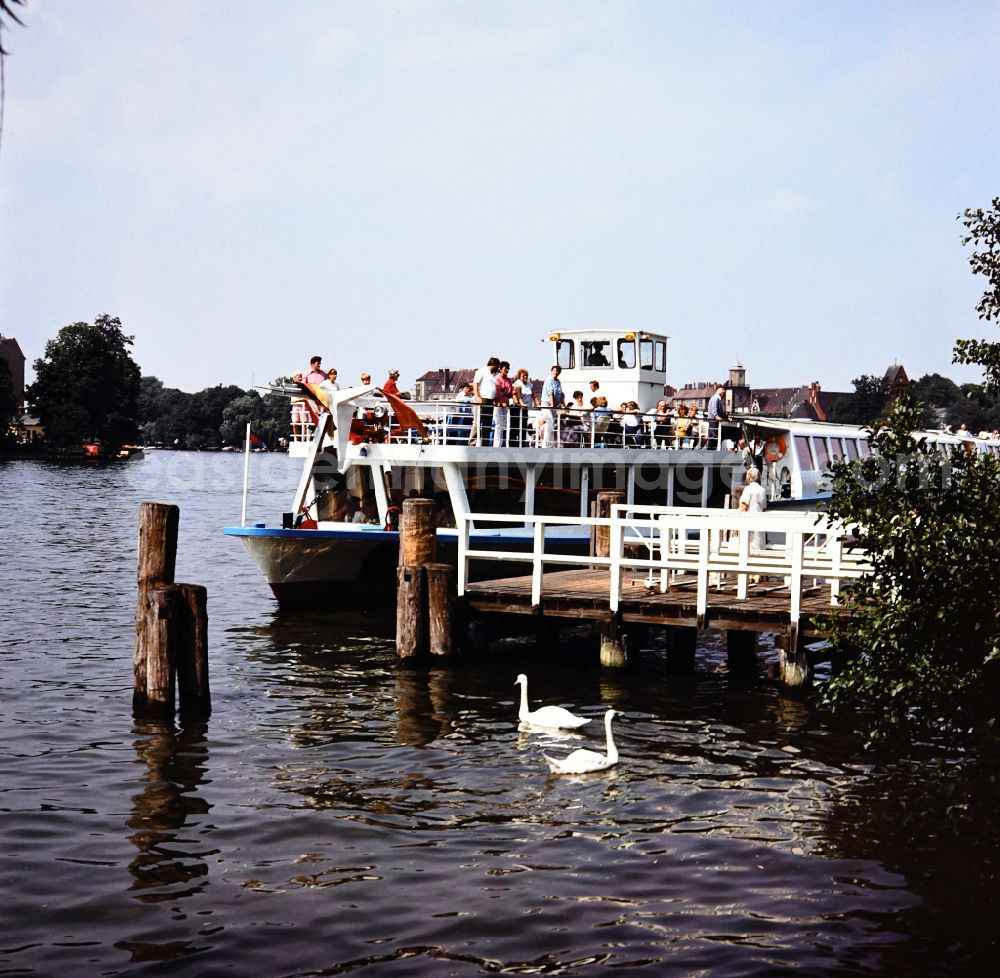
[540,365,564,447]
[383,369,400,396]
[492,361,513,447]
[707,386,728,450]
[470,356,500,446]
[739,467,767,576]
[510,368,532,448]
[305,356,327,385]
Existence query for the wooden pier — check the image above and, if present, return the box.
[453,500,871,687]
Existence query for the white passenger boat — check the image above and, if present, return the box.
[224,329,998,606]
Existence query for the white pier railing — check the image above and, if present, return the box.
[457,504,872,629]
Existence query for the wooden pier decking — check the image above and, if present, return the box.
[465,567,844,638]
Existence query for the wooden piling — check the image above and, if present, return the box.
[777,627,812,689]
[134,503,179,715]
[396,565,428,658]
[133,502,210,720]
[425,563,455,658]
[399,498,437,566]
[143,586,179,719]
[175,583,211,717]
[598,614,628,668]
[593,490,626,559]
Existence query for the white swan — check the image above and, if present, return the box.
[544,709,620,774]
[514,674,590,730]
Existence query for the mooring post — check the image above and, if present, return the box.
[175,583,211,717]
[134,502,179,715]
[726,629,758,678]
[400,498,438,566]
[425,562,455,658]
[593,489,626,560]
[396,565,428,659]
[143,586,180,720]
[666,625,697,672]
[598,613,628,668]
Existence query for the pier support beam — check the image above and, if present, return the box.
[598,615,628,668]
[726,629,758,678]
[666,626,697,672]
[777,626,812,689]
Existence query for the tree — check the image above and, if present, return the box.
[219,393,265,446]
[0,355,16,432]
[27,315,141,448]
[830,373,888,426]
[953,198,1000,389]
[821,396,1000,746]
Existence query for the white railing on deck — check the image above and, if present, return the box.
[289,397,735,451]
[456,504,871,629]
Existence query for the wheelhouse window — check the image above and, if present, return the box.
[617,338,636,369]
[639,339,654,370]
[556,339,575,370]
[580,340,610,367]
[654,340,666,372]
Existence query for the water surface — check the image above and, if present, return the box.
[1,453,995,976]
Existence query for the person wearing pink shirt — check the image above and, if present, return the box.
[304,356,327,385]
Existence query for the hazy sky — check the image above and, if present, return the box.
[1,0,997,395]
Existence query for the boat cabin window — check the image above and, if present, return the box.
[844,439,858,462]
[858,438,871,457]
[617,338,636,370]
[581,340,610,367]
[794,434,815,471]
[813,437,830,471]
[556,339,575,370]
[828,436,844,461]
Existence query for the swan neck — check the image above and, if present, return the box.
[518,680,529,721]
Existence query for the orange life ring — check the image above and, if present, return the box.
[763,436,787,463]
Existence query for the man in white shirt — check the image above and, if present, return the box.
[739,467,767,571]
[470,357,500,446]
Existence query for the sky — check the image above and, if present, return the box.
[1,0,998,395]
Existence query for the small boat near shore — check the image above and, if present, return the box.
[225,329,1000,607]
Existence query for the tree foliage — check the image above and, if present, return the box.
[831,373,889,426]
[27,315,141,448]
[821,396,1000,746]
[953,198,1000,389]
[0,355,16,430]
[138,376,291,449]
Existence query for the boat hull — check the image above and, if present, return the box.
[224,524,591,608]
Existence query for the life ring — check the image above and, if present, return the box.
[763,436,787,463]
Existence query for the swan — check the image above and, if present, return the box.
[544,709,620,774]
[514,674,590,730]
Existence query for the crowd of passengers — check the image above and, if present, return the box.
[449,359,733,450]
